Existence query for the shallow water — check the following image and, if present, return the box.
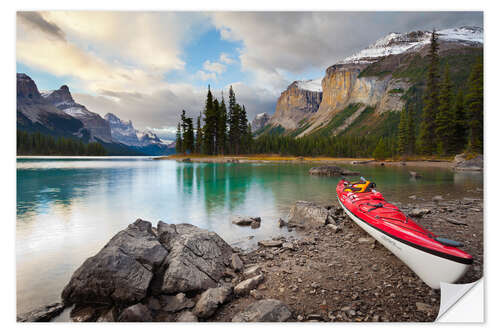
[16,157,483,314]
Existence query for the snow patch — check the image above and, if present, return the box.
[297,78,322,92]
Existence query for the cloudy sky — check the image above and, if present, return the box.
[16,11,482,139]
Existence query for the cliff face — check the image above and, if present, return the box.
[251,113,270,132]
[269,81,322,130]
[270,26,483,138]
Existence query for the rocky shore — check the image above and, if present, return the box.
[18,194,483,323]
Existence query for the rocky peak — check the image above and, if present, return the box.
[251,113,270,132]
[17,73,42,102]
[269,80,323,130]
[104,113,140,146]
[42,85,75,106]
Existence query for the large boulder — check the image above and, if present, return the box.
[453,153,483,171]
[159,223,233,294]
[232,299,292,322]
[61,219,168,306]
[117,303,153,322]
[287,201,329,228]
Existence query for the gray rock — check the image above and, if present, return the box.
[17,303,64,322]
[232,299,292,322]
[409,208,431,217]
[409,171,422,178]
[327,224,342,233]
[409,195,417,200]
[243,265,262,279]
[234,274,264,295]
[145,296,162,311]
[231,253,244,271]
[415,302,433,313]
[433,195,444,201]
[62,219,168,306]
[287,201,329,228]
[232,216,260,226]
[453,154,483,171]
[278,218,287,228]
[176,311,198,322]
[309,166,360,176]
[282,242,295,250]
[258,240,283,247]
[118,303,153,322]
[357,237,375,245]
[96,308,116,322]
[70,305,99,322]
[192,286,232,318]
[160,223,233,294]
[162,293,195,312]
[250,220,261,229]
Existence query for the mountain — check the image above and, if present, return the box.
[42,85,113,142]
[267,80,323,132]
[105,113,173,155]
[263,26,483,139]
[17,73,172,156]
[17,73,86,139]
[251,112,270,133]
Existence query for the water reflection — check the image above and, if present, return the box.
[16,158,482,315]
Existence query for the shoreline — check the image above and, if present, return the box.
[155,154,457,169]
[18,195,483,322]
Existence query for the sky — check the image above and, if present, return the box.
[16,11,483,140]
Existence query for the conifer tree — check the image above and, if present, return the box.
[216,95,228,155]
[419,29,440,155]
[202,86,217,154]
[184,117,195,153]
[465,57,483,153]
[228,86,240,154]
[373,138,387,160]
[397,107,409,156]
[436,65,455,155]
[453,89,468,153]
[195,113,202,154]
[238,105,249,153]
[407,105,416,155]
[175,122,182,153]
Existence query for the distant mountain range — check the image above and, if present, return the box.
[253,26,483,139]
[17,73,174,156]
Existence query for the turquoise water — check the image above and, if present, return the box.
[16,157,482,314]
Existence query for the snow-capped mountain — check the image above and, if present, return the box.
[251,112,271,132]
[341,26,483,64]
[104,113,141,146]
[296,78,323,92]
[42,85,113,142]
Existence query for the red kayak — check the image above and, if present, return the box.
[336,178,472,289]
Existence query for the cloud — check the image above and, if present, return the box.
[210,12,483,89]
[203,60,226,74]
[196,70,217,81]
[17,11,66,41]
[219,53,235,64]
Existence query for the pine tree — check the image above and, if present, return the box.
[397,107,409,156]
[435,65,455,155]
[453,89,468,153]
[238,105,249,153]
[175,122,182,153]
[184,117,194,153]
[228,86,240,154]
[195,113,202,154]
[419,29,440,155]
[465,57,483,153]
[216,94,228,155]
[407,105,416,155]
[373,138,387,160]
[202,86,217,155]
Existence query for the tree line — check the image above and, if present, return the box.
[17,130,107,156]
[175,86,253,155]
[399,30,483,157]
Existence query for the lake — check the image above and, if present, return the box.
[16,157,483,315]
